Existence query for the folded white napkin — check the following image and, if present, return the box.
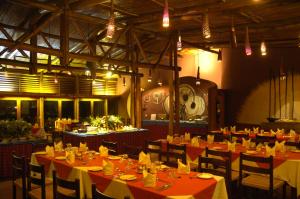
[230,126,236,133]
[244,128,251,134]
[184,132,191,141]
[45,145,55,157]
[260,129,265,134]
[54,141,63,151]
[277,128,285,134]
[139,151,151,166]
[103,160,114,175]
[220,127,228,133]
[207,135,214,144]
[253,127,259,134]
[270,129,276,136]
[167,135,173,143]
[275,140,285,152]
[177,159,190,174]
[227,141,236,152]
[80,142,87,148]
[66,151,75,164]
[266,145,276,157]
[191,137,199,147]
[143,170,156,187]
[242,138,251,149]
[289,129,296,137]
[99,145,109,157]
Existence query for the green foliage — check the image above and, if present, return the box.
[89,115,123,130]
[0,119,32,138]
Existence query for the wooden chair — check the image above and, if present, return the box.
[12,152,27,199]
[52,170,80,199]
[285,141,300,149]
[198,156,231,198]
[205,147,238,199]
[27,163,52,199]
[92,184,114,199]
[101,140,118,155]
[255,134,276,145]
[122,143,142,160]
[166,143,186,167]
[145,140,162,162]
[231,132,249,143]
[239,153,286,199]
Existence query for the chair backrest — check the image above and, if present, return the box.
[239,153,273,191]
[92,184,114,199]
[52,170,80,199]
[12,152,27,199]
[285,141,300,149]
[27,163,46,199]
[205,147,232,180]
[101,140,118,155]
[145,140,162,161]
[166,143,186,166]
[207,131,224,142]
[255,135,276,145]
[231,132,249,143]
[122,143,142,160]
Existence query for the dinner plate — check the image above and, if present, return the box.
[55,156,66,160]
[119,174,137,181]
[245,150,257,155]
[211,147,222,150]
[35,151,47,155]
[197,173,214,179]
[88,167,103,172]
[290,149,300,153]
[108,156,121,160]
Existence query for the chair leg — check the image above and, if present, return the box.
[12,184,16,199]
[282,183,286,199]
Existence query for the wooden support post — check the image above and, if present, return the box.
[135,76,142,128]
[104,99,108,116]
[30,22,37,74]
[173,33,180,134]
[60,0,69,67]
[168,73,174,135]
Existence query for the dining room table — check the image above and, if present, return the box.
[31,149,228,199]
[159,138,300,198]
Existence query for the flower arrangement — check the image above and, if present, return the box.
[89,115,123,131]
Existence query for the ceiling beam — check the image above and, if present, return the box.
[0,38,180,71]
[69,0,109,10]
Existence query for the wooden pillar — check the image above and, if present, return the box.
[135,76,142,128]
[30,31,37,74]
[104,99,108,116]
[168,74,174,135]
[74,98,79,121]
[39,97,44,128]
[173,33,180,133]
[130,76,136,126]
[60,0,69,67]
[58,100,62,118]
[16,99,21,120]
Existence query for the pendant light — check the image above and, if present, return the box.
[54,74,58,84]
[177,32,182,51]
[231,17,237,48]
[245,27,252,56]
[147,69,152,83]
[162,0,169,28]
[106,0,115,38]
[202,13,211,39]
[196,53,200,85]
[217,49,222,62]
[260,41,267,56]
[123,77,126,87]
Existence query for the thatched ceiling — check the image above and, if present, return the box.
[0,0,299,76]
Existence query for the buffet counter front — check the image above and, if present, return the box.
[142,120,208,140]
[63,129,149,153]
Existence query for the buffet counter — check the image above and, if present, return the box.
[63,129,149,152]
[142,120,208,140]
[261,121,300,132]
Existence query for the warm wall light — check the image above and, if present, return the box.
[177,33,182,51]
[67,71,71,75]
[54,74,58,84]
[260,41,267,56]
[231,17,237,48]
[202,13,211,39]
[162,0,169,28]
[196,66,201,85]
[245,27,252,56]
[217,49,222,62]
[157,80,162,86]
[106,0,115,38]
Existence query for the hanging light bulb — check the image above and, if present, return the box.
[231,17,237,48]
[67,71,71,75]
[147,69,152,83]
[162,0,169,28]
[157,80,162,86]
[106,0,115,38]
[196,66,201,85]
[92,79,96,85]
[177,33,182,51]
[202,13,211,39]
[106,70,113,78]
[123,77,126,87]
[217,49,222,62]
[245,27,252,56]
[85,70,91,76]
[260,41,267,56]
[54,74,58,84]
